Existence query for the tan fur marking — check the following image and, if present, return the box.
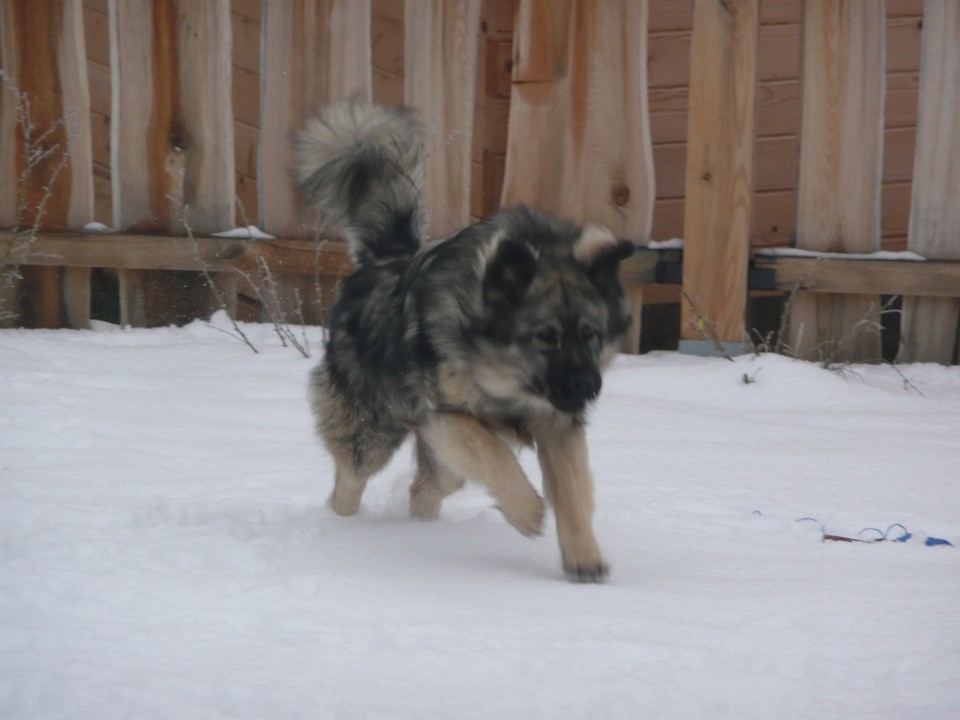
[410,433,465,520]
[536,424,607,577]
[573,224,617,265]
[328,453,368,516]
[422,413,544,537]
[477,227,513,268]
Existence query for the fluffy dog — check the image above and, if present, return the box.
[298,100,634,582]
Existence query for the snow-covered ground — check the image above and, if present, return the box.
[2,316,959,719]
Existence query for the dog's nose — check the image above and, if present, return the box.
[563,369,601,401]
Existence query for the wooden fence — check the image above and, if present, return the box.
[1,0,958,364]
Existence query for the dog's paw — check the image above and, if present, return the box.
[563,559,609,584]
[328,490,361,517]
[499,489,545,538]
[409,489,442,521]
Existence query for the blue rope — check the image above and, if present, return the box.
[752,512,954,547]
[857,527,887,542]
[883,523,912,543]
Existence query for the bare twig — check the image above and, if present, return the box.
[235,195,317,357]
[177,202,259,354]
[815,296,900,373]
[886,360,924,395]
[254,254,310,358]
[682,291,736,361]
[0,71,72,323]
[291,286,311,356]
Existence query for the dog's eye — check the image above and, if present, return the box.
[580,326,599,343]
[535,329,561,349]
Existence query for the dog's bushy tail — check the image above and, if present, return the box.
[296,100,426,266]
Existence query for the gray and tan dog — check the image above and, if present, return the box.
[298,100,634,582]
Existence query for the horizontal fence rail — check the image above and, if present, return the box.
[8,228,956,296]
[0,228,665,282]
[753,254,960,299]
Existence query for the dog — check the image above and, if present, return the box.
[297,100,634,582]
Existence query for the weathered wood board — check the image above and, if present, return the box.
[110,0,235,327]
[501,0,655,244]
[0,0,94,329]
[257,0,371,325]
[680,0,758,349]
[4,228,667,298]
[753,255,960,299]
[259,0,371,237]
[900,0,960,364]
[786,2,886,362]
[405,0,481,240]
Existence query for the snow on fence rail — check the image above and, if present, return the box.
[0,0,957,364]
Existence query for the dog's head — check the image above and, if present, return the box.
[474,217,634,415]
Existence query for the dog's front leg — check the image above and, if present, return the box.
[536,425,608,583]
[421,413,544,537]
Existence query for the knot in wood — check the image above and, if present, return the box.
[611,182,630,207]
[169,131,188,152]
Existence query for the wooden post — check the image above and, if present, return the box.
[257,0,370,325]
[404,0,482,240]
[110,0,235,327]
[680,0,758,355]
[900,0,960,364]
[500,0,655,243]
[0,0,94,329]
[786,1,885,363]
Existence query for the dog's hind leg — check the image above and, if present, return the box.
[410,433,465,520]
[311,364,405,516]
[421,414,544,537]
[535,424,608,583]
[326,430,404,516]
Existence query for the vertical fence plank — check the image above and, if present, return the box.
[404,0,482,240]
[110,0,235,327]
[900,0,960,364]
[680,0,758,352]
[176,3,235,235]
[258,0,371,325]
[59,1,95,329]
[0,0,94,329]
[108,0,157,326]
[0,3,15,230]
[470,0,515,222]
[259,0,371,238]
[786,2,885,363]
[500,0,655,244]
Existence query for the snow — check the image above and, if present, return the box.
[645,238,683,251]
[78,223,279,240]
[755,247,928,262]
[212,225,278,240]
[80,222,114,233]
[2,315,959,719]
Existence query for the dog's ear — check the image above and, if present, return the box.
[574,225,635,286]
[482,239,538,308]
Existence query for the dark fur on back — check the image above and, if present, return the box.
[298,100,635,582]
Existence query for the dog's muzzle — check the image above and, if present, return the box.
[550,368,601,413]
